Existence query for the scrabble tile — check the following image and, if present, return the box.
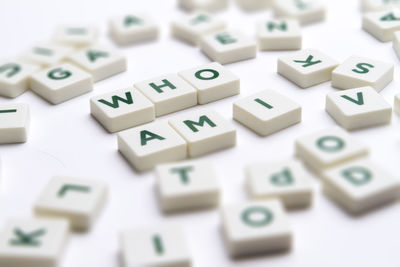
[326,86,392,130]
[392,31,400,60]
[221,200,292,257]
[395,93,400,116]
[295,127,369,174]
[0,60,39,98]
[200,30,257,65]
[361,0,400,12]
[236,0,273,11]
[178,0,229,12]
[363,10,400,42]
[52,25,98,47]
[117,121,187,172]
[246,160,314,209]
[30,63,93,104]
[273,0,326,25]
[178,62,240,104]
[0,103,29,144]
[277,49,339,88]
[109,14,159,46]
[257,19,302,51]
[120,224,191,267]
[322,158,400,214]
[155,160,220,213]
[34,176,107,231]
[331,55,394,92]
[90,87,155,133]
[67,45,127,82]
[134,74,197,117]
[233,90,301,136]
[0,218,69,267]
[171,12,226,46]
[169,109,236,157]
[19,43,73,68]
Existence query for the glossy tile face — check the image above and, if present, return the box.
[171,12,226,45]
[257,19,302,51]
[169,109,236,157]
[322,158,400,214]
[117,121,188,172]
[134,74,197,117]
[332,55,394,92]
[246,160,314,209]
[109,14,159,46]
[233,89,301,136]
[326,86,392,130]
[120,224,191,267]
[34,176,108,231]
[178,62,240,104]
[91,87,155,133]
[200,30,257,64]
[0,218,69,267]
[278,49,339,88]
[221,200,292,257]
[155,159,220,213]
[67,45,126,82]
[295,127,369,173]
[30,63,93,104]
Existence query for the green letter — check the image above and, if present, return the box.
[48,68,72,80]
[170,166,194,184]
[152,234,164,255]
[294,0,309,9]
[270,168,294,186]
[341,92,364,105]
[267,21,287,32]
[140,130,165,146]
[98,92,133,109]
[33,47,53,56]
[0,63,21,78]
[341,167,372,186]
[124,15,143,26]
[0,109,17,113]
[380,12,400,21]
[254,98,273,109]
[195,69,219,80]
[10,228,46,247]
[66,28,87,35]
[58,184,91,197]
[316,136,345,152]
[189,14,210,25]
[352,63,374,74]
[149,79,176,93]
[183,115,216,133]
[216,33,236,44]
[294,55,322,67]
[87,50,109,62]
[241,207,274,227]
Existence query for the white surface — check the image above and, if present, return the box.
[0,103,29,144]
[1,0,400,266]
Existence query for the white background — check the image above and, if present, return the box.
[1,0,400,266]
